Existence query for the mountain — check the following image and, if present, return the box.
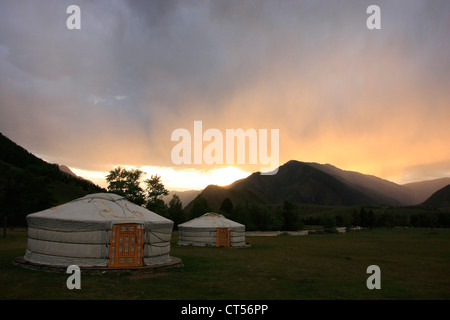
[185,160,395,212]
[228,160,381,204]
[58,164,78,177]
[163,190,200,207]
[420,184,450,209]
[0,132,105,226]
[403,178,450,205]
[185,160,450,212]
[307,163,412,205]
[314,163,450,205]
[0,132,48,168]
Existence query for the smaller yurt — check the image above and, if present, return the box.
[19,193,179,269]
[178,213,246,247]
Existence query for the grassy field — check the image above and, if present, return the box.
[1,228,449,300]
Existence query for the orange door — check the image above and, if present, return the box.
[216,228,230,247]
[109,224,144,267]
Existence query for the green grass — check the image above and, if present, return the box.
[1,228,449,300]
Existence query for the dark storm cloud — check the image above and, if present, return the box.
[0,0,449,183]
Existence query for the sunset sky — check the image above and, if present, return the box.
[1,0,449,191]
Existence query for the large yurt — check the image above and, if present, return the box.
[178,213,246,247]
[20,193,178,269]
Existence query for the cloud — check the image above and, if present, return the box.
[1,0,449,185]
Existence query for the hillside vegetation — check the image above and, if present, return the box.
[2,133,449,231]
[421,184,450,209]
[0,133,105,226]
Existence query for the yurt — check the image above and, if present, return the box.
[20,193,178,269]
[178,213,246,247]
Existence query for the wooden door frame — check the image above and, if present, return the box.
[108,223,144,267]
[216,227,231,247]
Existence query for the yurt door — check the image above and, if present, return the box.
[216,228,230,247]
[109,224,144,267]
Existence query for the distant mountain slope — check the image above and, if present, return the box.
[228,160,378,205]
[0,132,48,168]
[58,164,78,177]
[0,132,105,226]
[163,190,200,207]
[184,160,450,212]
[403,178,450,205]
[307,162,412,205]
[185,160,396,212]
[421,184,450,209]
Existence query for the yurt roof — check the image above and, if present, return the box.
[26,193,172,231]
[178,212,244,229]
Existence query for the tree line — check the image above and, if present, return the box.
[301,207,450,230]
[1,132,105,228]
[193,198,450,231]
[105,167,185,228]
[0,161,104,227]
[185,196,306,231]
[107,167,450,231]
[105,167,301,230]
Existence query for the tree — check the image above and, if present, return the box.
[321,212,336,229]
[146,198,168,216]
[106,167,146,205]
[144,175,169,216]
[219,197,234,215]
[359,207,375,229]
[145,175,169,203]
[168,194,185,228]
[279,200,303,231]
[249,204,271,231]
[190,196,211,219]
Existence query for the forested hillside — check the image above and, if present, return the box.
[0,133,105,226]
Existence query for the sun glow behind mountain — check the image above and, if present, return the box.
[1,1,450,191]
[71,165,251,191]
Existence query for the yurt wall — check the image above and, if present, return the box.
[22,193,175,268]
[178,213,246,247]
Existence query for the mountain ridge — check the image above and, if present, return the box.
[420,184,450,209]
[185,160,450,212]
[403,177,450,205]
[0,132,105,226]
[2,132,448,219]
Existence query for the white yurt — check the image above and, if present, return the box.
[21,193,178,269]
[178,213,246,247]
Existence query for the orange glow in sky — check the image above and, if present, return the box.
[1,1,449,190]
